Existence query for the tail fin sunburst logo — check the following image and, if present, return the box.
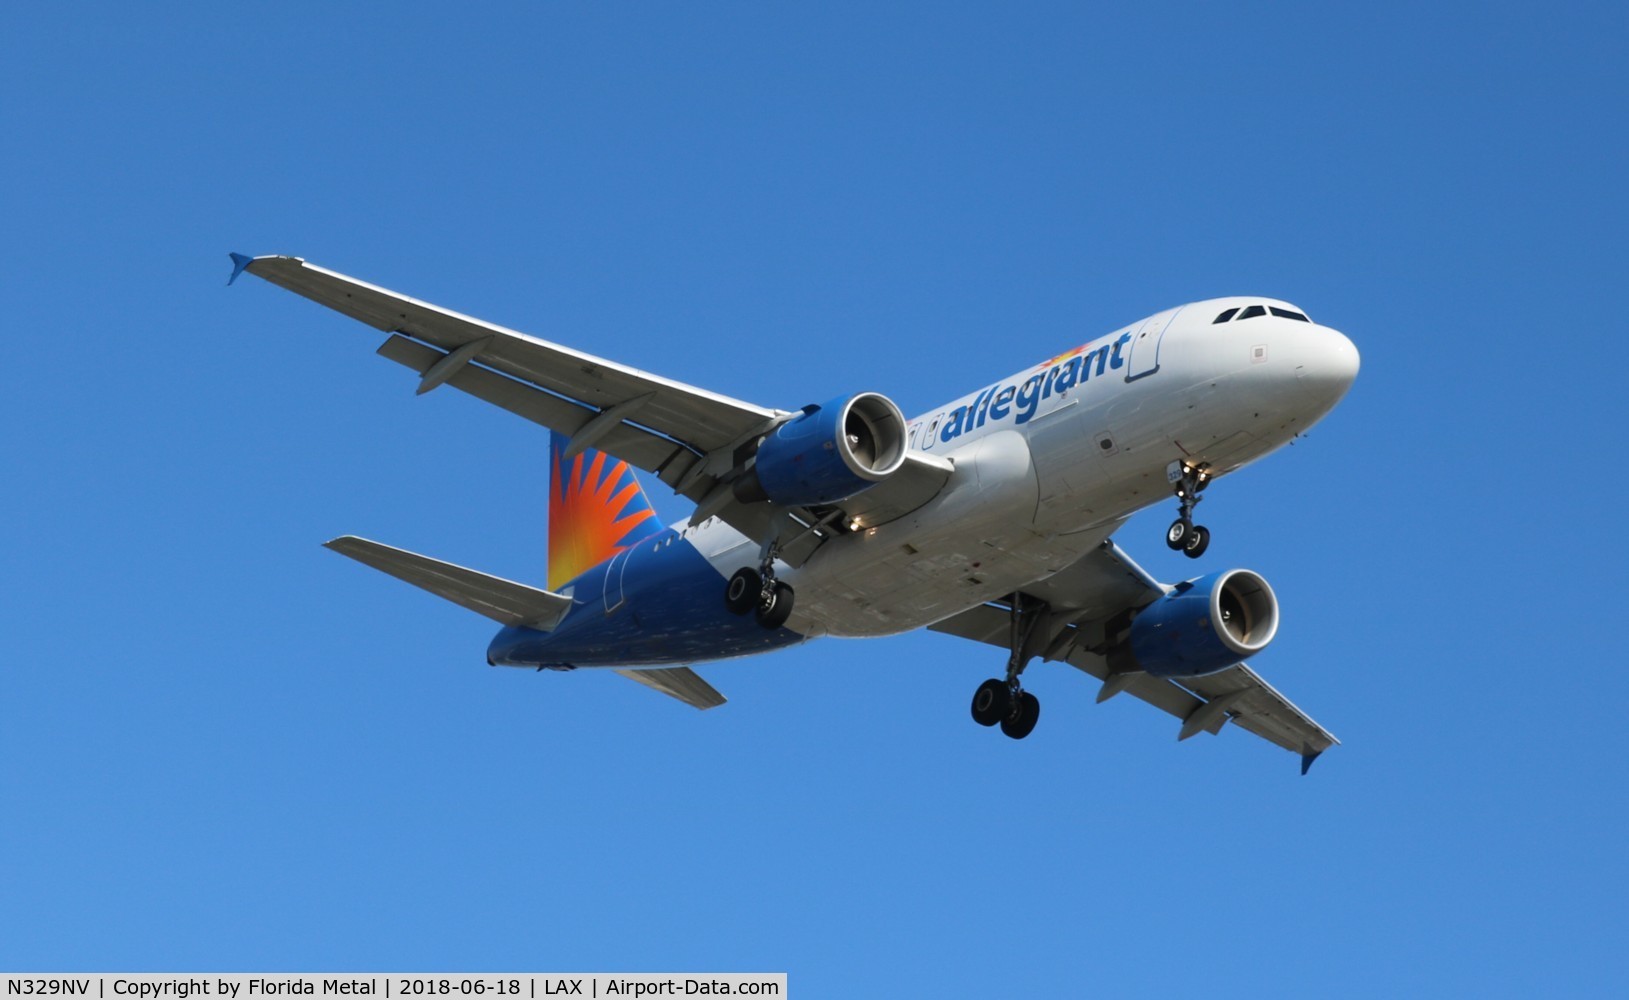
[547,434,661,590]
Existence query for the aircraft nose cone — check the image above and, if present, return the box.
[1296,325,1360,406]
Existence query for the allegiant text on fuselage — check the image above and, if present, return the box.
[931,332,1132,444]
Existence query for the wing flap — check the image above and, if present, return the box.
[324,535,572,631]
[615,667,727,710]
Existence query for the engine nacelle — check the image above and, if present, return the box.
[1110,569,1279,678]
[733,392,909,507]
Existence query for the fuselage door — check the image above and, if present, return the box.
[603,548,631,614]
[1125,308,1179,382]
[920,412,945,450]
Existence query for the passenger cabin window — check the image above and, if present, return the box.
[1270,306,1310,322]
[1213,307,1240,324]
[1237,304,1267,320]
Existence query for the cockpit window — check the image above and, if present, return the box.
[1213,307,1240,324]
[1237,304,1267,320]
[1270,306,1310,322]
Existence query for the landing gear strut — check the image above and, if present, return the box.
[723,540,794,630]
[1165,461,1212,560]
[969,594,1046,740]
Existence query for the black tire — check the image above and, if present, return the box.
[971,678,1011,727]
[1183,525,1210,559]
[724,568,761,615]
[1000,691,1041,740]
[756,582,795,629]
[1166,519,1190,550]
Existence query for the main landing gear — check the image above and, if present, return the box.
[972,678,1041,739]
[969,594,1047,740]
[723,544,794,630]
[1165,461,1212,560]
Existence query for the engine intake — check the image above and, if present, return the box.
[1110,569,1279,678]
[733,392,908,507]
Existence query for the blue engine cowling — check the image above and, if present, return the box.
[733,392,909,507]
[1110,569,1279,678]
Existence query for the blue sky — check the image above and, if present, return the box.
[3,1,1626,994]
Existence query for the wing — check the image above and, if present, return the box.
[929,540,1339,773]
[234,254,951,564]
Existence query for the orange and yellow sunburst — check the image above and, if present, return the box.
[1039,343,1087,370]
[547,435,660,589]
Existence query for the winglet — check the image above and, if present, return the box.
[227,252,255,286]
[1300,744,1325,775]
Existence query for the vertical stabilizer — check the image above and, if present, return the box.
[547,432,663,589]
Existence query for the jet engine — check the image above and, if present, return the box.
[733,392,909,507]
[1109,570,1279,678]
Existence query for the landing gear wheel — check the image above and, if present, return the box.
[1000,691,1041,740]
[971,679,1011,727]
[1182,525,1210,559]
[724,568,761,615]
[755,581,795,629]
[1166,520,1190,550]
[1167,461,1215,552]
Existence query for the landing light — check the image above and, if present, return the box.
[849,517,863,531]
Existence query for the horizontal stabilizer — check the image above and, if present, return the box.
[324,536,572,631]
[615,667,727,710]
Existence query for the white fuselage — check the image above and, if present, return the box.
[683,297,1359,639]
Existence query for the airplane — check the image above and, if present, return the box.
[229,252,1359,772]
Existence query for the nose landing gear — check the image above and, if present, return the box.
[1165,461,1212,559]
